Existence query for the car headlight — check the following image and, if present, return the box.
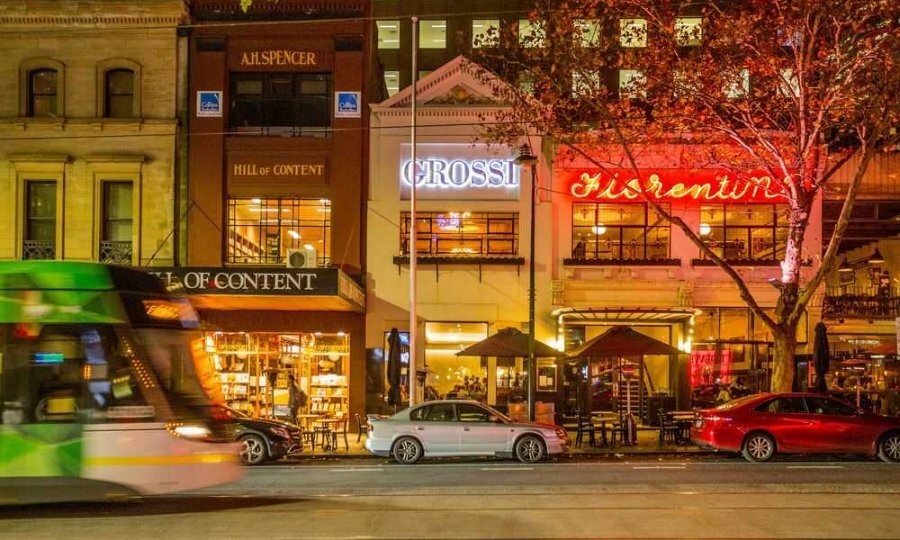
[270,426,290,439]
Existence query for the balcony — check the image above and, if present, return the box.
[823,286,900,320]
[100,241,133,265]
[22,241,55,260]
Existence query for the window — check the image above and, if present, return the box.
[419,20,446,49]
[536,358,557,391]
[700,204,789,261]
[229,73,331,137]
[377,20,400,49]
[572,203,670,261]
[618,69,646,98]
[806,397,857,416]
[227,198,331,266]
[104,69,135,118]
[457,403,494,423]
[384,70,400,96]
[724,69,750,99]
[779,68,799,98]
[28,68,58,117]
[620,18,647,47]
[100,182,133,265]
[425,321,488,399]
[423,403,456,422]
[575,19,601,47]
[756,397,806,414]
[518,19,546,48]
[401,212,518,256]
[472,19,500,48]
[23,181,56,260]
[675,17,703,46]
[572,70,602,97]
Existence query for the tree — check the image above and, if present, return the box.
[475,0,899,391]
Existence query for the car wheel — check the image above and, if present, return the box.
[878,432,900,463]
[514,435,545,464]
[239,435,268,466]
[392,436,423,465]
[741,432,775,462]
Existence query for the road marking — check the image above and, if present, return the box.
[329,468,384,472]
[480,467,534,471]
[786,465,845,469]
[632,466,687,470]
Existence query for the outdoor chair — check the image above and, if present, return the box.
[330,417,350,451]
[313,422,333,450]
[575,415,595,447]
[354,413,366,443]
[658,412,679,446]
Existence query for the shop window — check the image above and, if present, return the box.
[100,182,134,265]
[472,19,500,48]
[424,322,488,401]
[23,180,57,260]
[229,72,331,137]
[401,212,519,257]
[575,19,601,47]
[571,203,670,261]
[620,18,647,47]
[536,358,557,392]
[377,20,400,49]
[675,17,703,46]
[104,69,135,118]
[384,70,400,96]
[699,204,788,261]
[419,19,446,49]
[227,198,331,266]
[27,68,58,117]
[518,19,546,48]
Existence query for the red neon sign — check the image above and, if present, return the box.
[561,169,788,204]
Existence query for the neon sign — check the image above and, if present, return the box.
[562,169,788,203]
[400,158,519,189]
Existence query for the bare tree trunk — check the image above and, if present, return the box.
[771,324,798,392]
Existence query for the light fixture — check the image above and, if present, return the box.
[699,223,711,236]
[303,243,315,250]
[251,198,262,204]
[838,258,853,273]
[592,224,607,235]
[868,248,885,265]
[288,230,301,240]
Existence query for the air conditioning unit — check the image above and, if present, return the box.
[286,246,317,268]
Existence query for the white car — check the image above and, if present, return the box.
[365,400,570,464]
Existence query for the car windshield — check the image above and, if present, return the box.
[714,394,760,411]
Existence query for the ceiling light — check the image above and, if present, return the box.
[868,248,885,265]
[288,230,301,240]
[592,224,606,235]
[838,258,853,273]
[699,223,711,236]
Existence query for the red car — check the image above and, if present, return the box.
[690,392,900,463]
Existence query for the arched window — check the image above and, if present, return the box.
[28,68,58,117]
[104,68,135,118]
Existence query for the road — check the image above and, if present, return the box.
[3,456,900,539]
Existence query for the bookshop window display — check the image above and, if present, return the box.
[206,331,349,420]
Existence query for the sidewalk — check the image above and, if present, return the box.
[284,429,711,461]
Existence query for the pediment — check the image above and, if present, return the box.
[376,56,509,110]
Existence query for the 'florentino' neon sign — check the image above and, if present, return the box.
[564,169,788,203]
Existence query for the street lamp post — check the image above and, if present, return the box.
[515,143,538,422]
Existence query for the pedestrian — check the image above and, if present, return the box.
[715,384,731,406]
[288,374,307,425]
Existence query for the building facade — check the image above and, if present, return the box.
[0,0,188,266]
[177,0,371,424]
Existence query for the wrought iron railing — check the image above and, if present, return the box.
[823,286,900,320]
[100,240,133,265]
[22,240,55,260]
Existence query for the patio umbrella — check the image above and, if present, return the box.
[566,326,684,359]
[812,322,830,394]
[455,327,562,358]
[386,328,403,407]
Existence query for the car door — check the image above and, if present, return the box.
[753,397,815,452]
[414,403,460,455]
[804,396,871,453]
[456,403,511,455]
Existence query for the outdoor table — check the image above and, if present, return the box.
[294,413,322,430]
[665,411,696,444]
[590,412,620,447]
[313,418,344,450]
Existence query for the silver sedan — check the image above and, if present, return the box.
[365,400,569,464]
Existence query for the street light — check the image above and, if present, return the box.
[514,143,538,422]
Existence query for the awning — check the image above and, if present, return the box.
[553,307,699,324]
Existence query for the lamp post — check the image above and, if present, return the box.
[515,143,538,422]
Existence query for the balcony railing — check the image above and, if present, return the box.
[823,286,900,320]
[22,240,55,260]
[100,240,133,265]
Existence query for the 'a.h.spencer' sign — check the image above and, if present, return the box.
[562,169,789,204]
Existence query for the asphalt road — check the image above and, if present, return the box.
[3,456,900,539]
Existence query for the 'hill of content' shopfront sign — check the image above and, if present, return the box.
[148,268,337,295]
[399,144,520,200]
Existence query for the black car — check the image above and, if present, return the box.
[225,408,302,465]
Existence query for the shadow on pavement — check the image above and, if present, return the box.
[0,495,303,519]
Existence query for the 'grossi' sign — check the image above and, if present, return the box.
[560,169,789,204]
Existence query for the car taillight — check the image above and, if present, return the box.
[366,422,373,433]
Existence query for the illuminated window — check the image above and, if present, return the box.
[419,19,446,49]
[675,17,702,46]
[400,212,519,256]
[620,18,647,47]
[618,69,646,98]
[571,203,670,261]
[699,204,789,261]
[377,20,400,49]
[779,68,799,98]
[575,19,601,47]
[424,322,488,399]
[472,19,500,48]
[104,68,135,118]
[724,69,750,99]
[572,70,602,97]
[28,68,58,117]
[227,198,331,266]
[518,19,546,48]
[384,70,400,96]
[230,72,331,137]
[23,181,57,260]
[100,182,133,265]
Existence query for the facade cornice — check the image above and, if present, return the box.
[0,1,188,28]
